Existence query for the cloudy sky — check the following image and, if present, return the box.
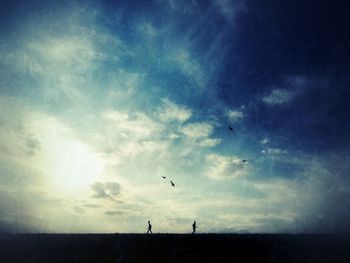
[1,0,349,233]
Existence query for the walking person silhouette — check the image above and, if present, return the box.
[147,221,152,234]
[192,221,197,234]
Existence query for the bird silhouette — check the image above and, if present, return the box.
[162,176,166,179]
[171,181,175,187]
[228,126,234,132]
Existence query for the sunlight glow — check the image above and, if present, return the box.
[28,114,104,197]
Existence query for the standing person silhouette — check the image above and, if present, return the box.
[147,221,152,234]
[192,221,197,234]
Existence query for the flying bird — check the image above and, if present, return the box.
[162,176,166,179]
[228,126,234,132]
[171,181,175,187]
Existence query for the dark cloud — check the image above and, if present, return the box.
[0,219,40,233]
[305,152,350,233]
[292,152,350,233]
[294,195,350,234]
[83,203,102,209]
[105,210,126,216]
[73,205,86,214]
[0,195,39,233]
[0,187,64,233]
[91,182,122,199]
[25,136,41,155]
[314,190,350,233]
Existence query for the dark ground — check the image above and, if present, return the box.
[0,234,349,263]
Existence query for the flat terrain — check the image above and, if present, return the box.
[1,234,349,262]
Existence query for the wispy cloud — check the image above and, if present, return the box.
[199,138,222,147]
[262,88,297,106]
[102,110,164,143]
[262,148,288,155]
[213,0,247,21]
[136,20,158,39]
[166,0,200,14]
[262,75,307,106]
[171,48,206,89]
[214,0,235,21]
[0,3,131,108]
[226,109,244,122]
[158,98,192,122]
[206,153,251,180]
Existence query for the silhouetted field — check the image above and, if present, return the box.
[1,233,349,262]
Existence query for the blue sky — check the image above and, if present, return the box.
[0,0,350,233]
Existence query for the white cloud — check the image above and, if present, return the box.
[180,122,214,138]
[262,88,297,106]
[206,153,251,180]
[226,109,244,122]
[262,148,288,155]
[120,133,128,139]
[97,110,171,161]
[198,138,221,147]
[169,133,180,139]
[158,98,192,123]
[103,110,164,142]
[102,110,129,122]
[260,138,270,145]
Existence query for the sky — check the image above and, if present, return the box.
[0,0,350,233]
